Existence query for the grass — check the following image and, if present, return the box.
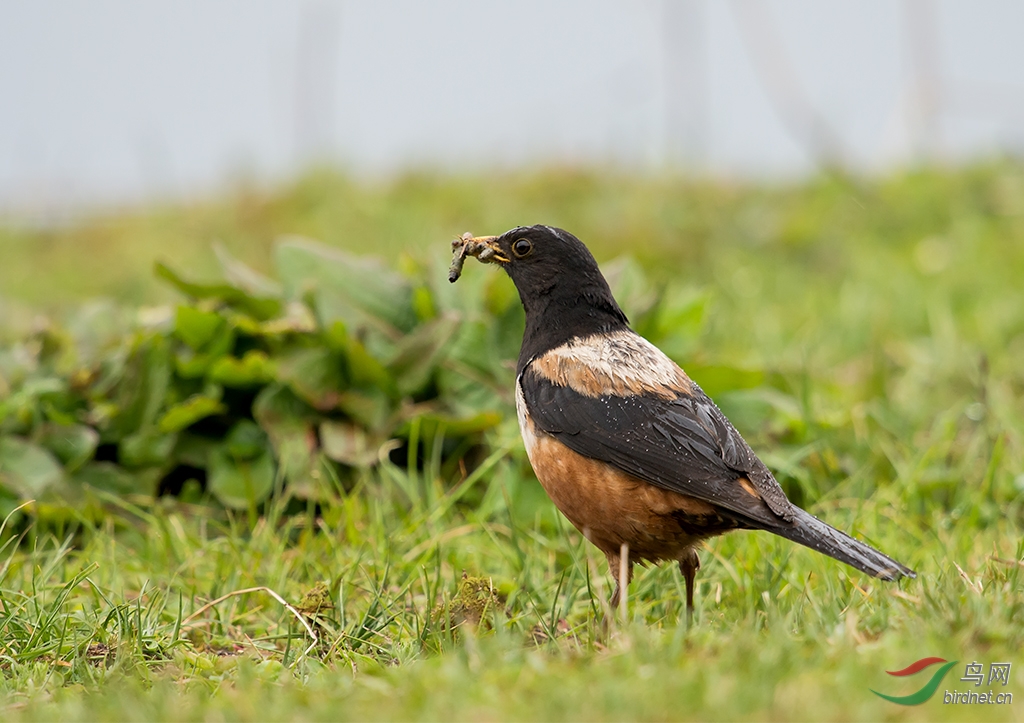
[1,162,1023,721]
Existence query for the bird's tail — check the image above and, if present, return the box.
[767,507,915,581]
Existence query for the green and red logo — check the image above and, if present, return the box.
[872,657,959,705]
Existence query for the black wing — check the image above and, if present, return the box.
[519,365,916,580]
[520,367,796,528]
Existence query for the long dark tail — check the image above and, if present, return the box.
[766,508,915,581]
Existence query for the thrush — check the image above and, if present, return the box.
[449,225,915,621]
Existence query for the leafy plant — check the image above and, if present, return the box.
[0,239,523,514]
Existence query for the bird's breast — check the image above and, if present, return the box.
[514,375,724,563]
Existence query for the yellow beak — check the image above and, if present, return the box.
[465,235,509,263]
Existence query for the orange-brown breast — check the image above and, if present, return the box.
[515,380,732,564]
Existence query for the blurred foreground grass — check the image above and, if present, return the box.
[0,163,1022,721]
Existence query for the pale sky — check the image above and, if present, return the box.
[2,1,1024,212]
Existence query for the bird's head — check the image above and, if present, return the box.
[451,225,629,369]
[453,225,612,297]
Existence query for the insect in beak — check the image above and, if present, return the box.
[448,233,509,282]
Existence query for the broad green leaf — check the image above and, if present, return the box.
[109,338,172,437]
[174,306,225,350]
[17,377,66,396]
[320,421,379,467]
[0,401,24,435]
[321,319,349,351]
[119,430,178,468]
[224,303,317,338]
[155,261,282,319]
[224,420,269,461]
[214,243,283,298]
[443,320,493,375]
[37,423,99,472]
[434,367,507,421]
[253,385,317,485]
[444,310,520,380]
[386,315,460,397]
[159,394,226,433]
[337,389,393,432]
[156,261,240,300]
[262,301,318,335]
[274,237,416,331]
[0,436,65,497]
[253,384,315,432]
[345,341,394,393]
[306,291,403,368]
[74,461,154,497]
[276,347,345,410]
[490,304,527,364]
[173,433,219,469]
[175,351,218,379]
[173,321,234,379]
[208,446,276,509]
[207,351,276,387]
[65,299,136,363]
[40,399,78,426]
[324,321,394,395]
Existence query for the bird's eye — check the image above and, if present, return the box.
[512,238,533,257]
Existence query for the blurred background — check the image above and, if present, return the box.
[3,0,1024,217]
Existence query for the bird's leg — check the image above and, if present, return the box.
[607,543,632,619]
[679,548,701,627]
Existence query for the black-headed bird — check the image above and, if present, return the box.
[450,225,914,621]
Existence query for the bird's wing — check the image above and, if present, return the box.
[519,356,796,529]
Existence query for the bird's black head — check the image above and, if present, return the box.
[461,225,629,372]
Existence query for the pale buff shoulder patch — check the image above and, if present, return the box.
[530,329,692,399]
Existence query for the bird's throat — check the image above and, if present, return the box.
[516,285,630,374]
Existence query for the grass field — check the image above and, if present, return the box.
[1,163,1023,721]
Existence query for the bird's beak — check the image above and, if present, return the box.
[466,235,510,264]
[448,233,510,283]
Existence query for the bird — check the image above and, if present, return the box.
[449,224,915,622]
